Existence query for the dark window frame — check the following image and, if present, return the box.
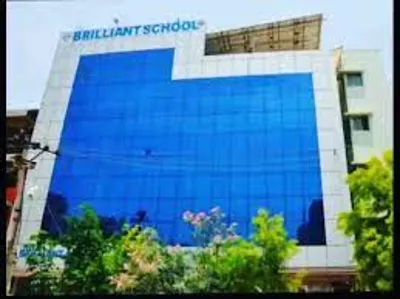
[350,115,370,131]
[346,72,364,87]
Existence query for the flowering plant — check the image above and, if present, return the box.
[109,227,163,293]
[183,206,238,247]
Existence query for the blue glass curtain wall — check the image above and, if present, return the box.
[44,48,326,245]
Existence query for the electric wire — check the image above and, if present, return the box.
[35,145,328,235]
[46,204,63,236]
[55,146,329,173]
[61,147,321,162]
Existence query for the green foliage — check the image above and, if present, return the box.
[181,209,302,293]
[251,209,302,291]
[24,204,125,295]
[23,231,62,295]
[25,204,302,294]
[109,227,192,294]
[57,203,117,295]
[102,230,126,276]
[110,227,163,293]
[338,150,393,291]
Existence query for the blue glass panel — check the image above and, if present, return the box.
[235,218,249,237]
[211,176,231,199]
[176,222,193,246]
[193,196,212,212]
[266,174,284,196]
[44,48,325,245]
[268,197,285,216]
[157,199,176,221]
[230,199,249,219]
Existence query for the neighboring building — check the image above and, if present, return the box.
[6,109,39,227]
[6,109,38,158]
[10,14,392,292]
[6,109,39,295]
[334,49,393,171]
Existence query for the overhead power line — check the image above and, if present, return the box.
[57,146,328,173]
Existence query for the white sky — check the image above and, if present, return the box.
[6,0,393,110]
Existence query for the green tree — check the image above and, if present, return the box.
[109,226,191,294]
[183,208,303,293]
[109,227,164,294]
[24,204,126,295]
[338,150,393,291]
[57,204,119,295]
[111,207,302,294]
[24,205,303,294]
[23,231,62,295]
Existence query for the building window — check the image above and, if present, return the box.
[346,73,363,87]
[351,115,370,131]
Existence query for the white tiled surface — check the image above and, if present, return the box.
[249,58,265,75]
[26,200,47,222]
[17,23,353,270]
[186,63,202,78]
[318,130,342,150]
[317,108,337,129]
[279,55,296,73]
[306,246,328,267]
[21,195,35,222]
[319,150,346,172]
[294,53,312,71]
[18,220,42,244]
[33,178,52,199]
[287,246,307,267]
[35,158,55,179]
[231,59,249,76]
[327,246,353,267]
[313,90,338,109]
[321,172,349,196]
[202,60,218,77]
[323,195,352,221]
[325,219,350,246]
[45,121,63,141]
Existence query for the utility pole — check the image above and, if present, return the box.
[6,129,59,296]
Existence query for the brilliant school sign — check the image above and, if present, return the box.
[72,19,205,42]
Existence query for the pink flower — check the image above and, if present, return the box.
[210,207,221,214]
[183,211,194,222]
[192,212,206,225]
[191,217,200,226]
[196,212,206,219]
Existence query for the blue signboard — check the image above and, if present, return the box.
[72,19,204,42]
[19,246,67,259]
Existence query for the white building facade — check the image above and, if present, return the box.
[15,17,394,292]
[335,49,392,166]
